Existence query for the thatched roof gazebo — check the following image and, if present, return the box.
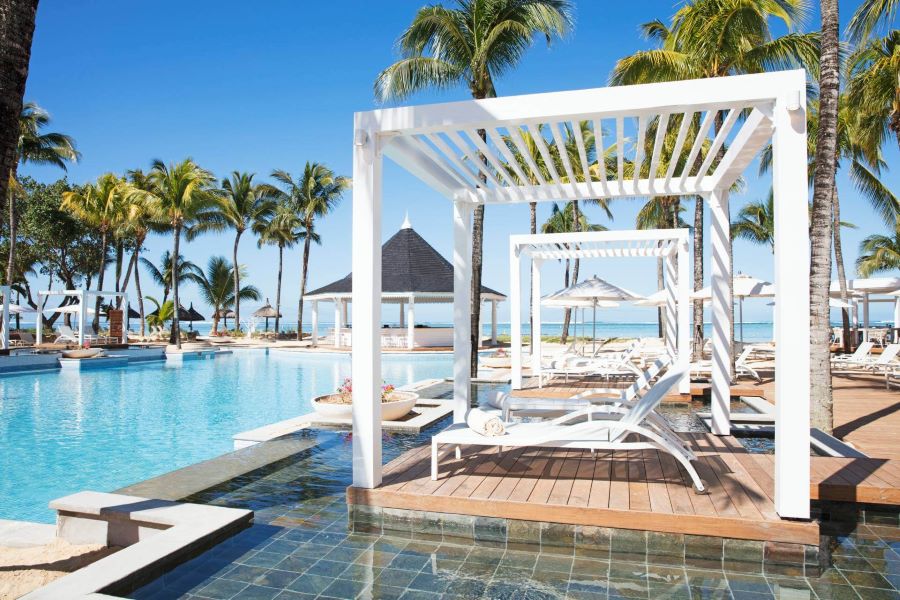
[304,217,505,349]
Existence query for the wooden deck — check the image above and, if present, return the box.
[350,432,824,545]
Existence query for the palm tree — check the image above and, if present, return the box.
[847,0,898,42]
[188,171,274,330]
[139,251,201,305]
[187,256,261,334]
[267,163,348,340]
[61,173,126,332]
[807,0,841,432]
[847,32,900,153]
[856,227,900,276]
[0,0,42,285]
[253,203,306,334]
[731,193,775,252]
[376,0,573,375]
[611,0,818,361]
[138,159,218,347]
[144,296,174,329]
[8,102,79,294]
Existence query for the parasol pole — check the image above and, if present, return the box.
[592,299,597,355]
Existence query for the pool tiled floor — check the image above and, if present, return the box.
[131,428,900,600]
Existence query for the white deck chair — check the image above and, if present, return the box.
[432,366,705,492]
[831,341,875,367]
[497,355,673,420]
[55,325,79,343]
[541,340,643,385]
[834,343,899,373]
[691,345,762,382]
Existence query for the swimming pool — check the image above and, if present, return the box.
[0,349,453,523]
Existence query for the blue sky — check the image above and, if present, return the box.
[22,1,898,325]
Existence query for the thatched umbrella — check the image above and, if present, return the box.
[252,299,281,332]
[215,308,236,330]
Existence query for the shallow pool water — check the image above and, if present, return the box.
[0,349,453,522]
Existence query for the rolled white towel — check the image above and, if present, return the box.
[466,408,506,437]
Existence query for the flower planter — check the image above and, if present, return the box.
[61,348,105,359]
[311,391,419,421]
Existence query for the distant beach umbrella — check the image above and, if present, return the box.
[542,293,618,346]
[252,299,281,332]
[548,276,642,352]
[692,273,775,342]
[43,303,95,316]
[215,308,237,330]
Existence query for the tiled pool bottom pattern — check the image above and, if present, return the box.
[132,428,900,600]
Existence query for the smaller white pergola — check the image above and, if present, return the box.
[304,292,504,349]
[830,277,900,341]
[35,289,129,346]
[509,229,691,395]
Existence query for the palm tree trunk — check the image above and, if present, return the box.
[809,0,840,433]
[114,241,123,293]
[832,184,852,353]
[692,197,704,360]
[134,253,145,337]
[561,201,582,344]
[298,233,311,340]
[233,230,242,330]
[470,204,485,375]
[1,0,39,292]
[170,224,182,348]
[275,244,283,334]
[119,248,135,308]
[93,230,108,334]
[528,201,536,347]
[212,314,220,335]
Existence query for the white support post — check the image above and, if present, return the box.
[452,200,472,423]
[510,243,523,389]
[893,298,900,332]
[1,286,9,350]
[406,295,415,350]
[664,254,677,359]
[863,294,870,342]
[342,300,349,330]
[311,301,318,347]
[351,118,383,489]
[708,189,732,435]
[78,290,87,347]
[772,89,810,519]
[677,239,690,394]
[334,300,343,347]
[531,258,543,383]
[36,293,45,346]
[491,299,498,345]
[399,301,405,328]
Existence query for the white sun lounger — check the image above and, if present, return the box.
[497,355,672,421]
[540,340,643,385]
[831,341,875,367]
[691,345,762,382]
[432,366,705,492]
[832,342,898,373]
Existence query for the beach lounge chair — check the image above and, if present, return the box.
[540,340,643,385]
[432,366,705,493]
[496,355,672,421]
[831,341,875,367]
[55,325,79,343]
[691,345,762,382]
[833,343,899,373]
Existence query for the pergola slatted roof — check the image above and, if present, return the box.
[517,231,685,260]
[370,71,795,205]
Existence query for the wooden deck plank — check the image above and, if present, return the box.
[507,448,556,503]
[469,447,528,500]
[608,452,631,510]
[528,449,571,505]
[626,450,652,512]
[548,449,583,506]
[656,451,697,515]
[642,449,673,514]
[587,451,612,509]
[568,451,596,508]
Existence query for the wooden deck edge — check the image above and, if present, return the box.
[348,487,820,546]
[812,483,900,505]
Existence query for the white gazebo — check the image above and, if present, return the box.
[510,232,688,392]
[35,289,129,346]
[829,277,900,341]
[349,70,810,519]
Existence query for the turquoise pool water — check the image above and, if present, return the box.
[0,349,453,523]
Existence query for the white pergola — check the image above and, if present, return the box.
[350,70,810,519]
[35,289,129,346]
[509,230,691,395]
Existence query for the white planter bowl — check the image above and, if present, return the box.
[312,391,419,421]
[61,348,104,359]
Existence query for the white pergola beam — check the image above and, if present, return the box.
[709,107,775,191]
[383,135,473,200]
[370,71,799,136]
